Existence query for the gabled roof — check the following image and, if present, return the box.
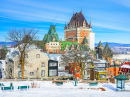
[82,37,88,44]
[114,74,128,80]
[97,41,104,47]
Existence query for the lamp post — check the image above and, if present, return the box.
[75,68,77,86]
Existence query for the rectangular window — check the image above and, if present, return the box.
[87,71,90,75]
[30,72,34,76]
[49,70,57,77]
[41,62,45,67]
[36,54,40,58]
[84,71,85,75]
[18,71,21,78]
[18,64,21,68]
[25,54,28,58]
[49,62,57,67]
[41,70,45,77]
[110,71,112,75]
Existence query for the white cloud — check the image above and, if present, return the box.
[112,0,130,7]
[93,22,130,32]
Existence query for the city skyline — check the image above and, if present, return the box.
[0,0,130,43]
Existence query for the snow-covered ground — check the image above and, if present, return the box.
[0,81,130,97]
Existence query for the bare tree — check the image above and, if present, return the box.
[0,47,7,60]
[61,49,92,79]
[7,28,38,79]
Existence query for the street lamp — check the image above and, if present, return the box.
[75,68,77,86]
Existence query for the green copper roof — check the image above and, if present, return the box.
[104,43,109,49]
[97,41,104,47]
[79,44,89,51]
[61,41,78,51]
[114,74,128,80]
[82,37,88,44]
[43,25,60,43]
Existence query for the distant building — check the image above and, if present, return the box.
[64,11,95,50]
[43,25,61,54]
[88,59,109,80]
[119,62,130,79]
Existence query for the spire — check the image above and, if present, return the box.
[81,6,82,13]
[3,39,6,49]
[64,23,67,29]
[89,20,92,28]
[73,9,74,15]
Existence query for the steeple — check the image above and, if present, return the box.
[3,39,6,50]
[64,23,67,29]
[81,6,82,13]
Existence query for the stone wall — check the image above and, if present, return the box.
[9,49,49,79]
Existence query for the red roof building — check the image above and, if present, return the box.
[119,62,130,79]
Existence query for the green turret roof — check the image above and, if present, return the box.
[79,44,89,51]
[3,40,6,49]
[43,25,60,43]
[82,37,88,44]
[115,74,128,80]
[104,43,109,49]
[97,41,104,47]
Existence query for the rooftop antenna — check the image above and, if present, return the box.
[73,8,74,15]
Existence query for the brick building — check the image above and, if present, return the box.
[64,11,95,50]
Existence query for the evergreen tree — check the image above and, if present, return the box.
[103,43,113,59]
[98,48,103,58]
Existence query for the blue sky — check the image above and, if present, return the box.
[0,0,130,43]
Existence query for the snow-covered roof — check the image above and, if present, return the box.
[49,54,62,60]
[121,65,130,69]
[58,72,73,77]
[6,44,39,60]
[92,59,109,64]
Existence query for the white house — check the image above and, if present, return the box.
[0,60,6,79]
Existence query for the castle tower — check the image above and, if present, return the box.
[64,11,95,50]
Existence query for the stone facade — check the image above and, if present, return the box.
[6,49,49,79]
[45,42,61,54]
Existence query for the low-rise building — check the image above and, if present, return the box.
[88,59,109,81]
[119,62,130,79]
[6,48,49,79]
